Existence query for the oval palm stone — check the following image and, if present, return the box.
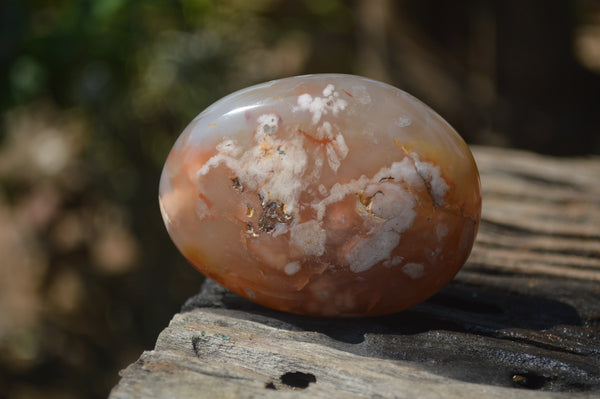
[159,74,481,317]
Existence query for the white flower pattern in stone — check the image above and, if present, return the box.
[159,74,481,317]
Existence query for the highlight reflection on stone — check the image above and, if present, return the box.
[159,74,481,317]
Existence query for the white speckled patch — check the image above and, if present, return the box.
[284,261,301,276]
[294,84,348,124]
[290,220,326,257]
[402,262,425,279]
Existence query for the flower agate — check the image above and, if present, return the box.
[159,74,481,317]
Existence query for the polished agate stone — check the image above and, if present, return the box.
[159,74,481,317]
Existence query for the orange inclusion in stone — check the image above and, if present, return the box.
[159,74,481,317]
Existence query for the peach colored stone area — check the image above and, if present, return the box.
[159,74,481,317]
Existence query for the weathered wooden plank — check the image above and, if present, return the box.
[110,146,600,398]
[111,310,592,399]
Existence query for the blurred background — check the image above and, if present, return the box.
[0,0,599,398]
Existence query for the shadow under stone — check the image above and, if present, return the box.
[181,279,600,392]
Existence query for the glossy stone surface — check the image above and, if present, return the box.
[159,74,481,317]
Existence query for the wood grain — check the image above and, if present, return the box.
[110,146,600,398]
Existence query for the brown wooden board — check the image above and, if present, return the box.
[110,146,600,398]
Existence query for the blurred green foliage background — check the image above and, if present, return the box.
[1,0,599,398]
